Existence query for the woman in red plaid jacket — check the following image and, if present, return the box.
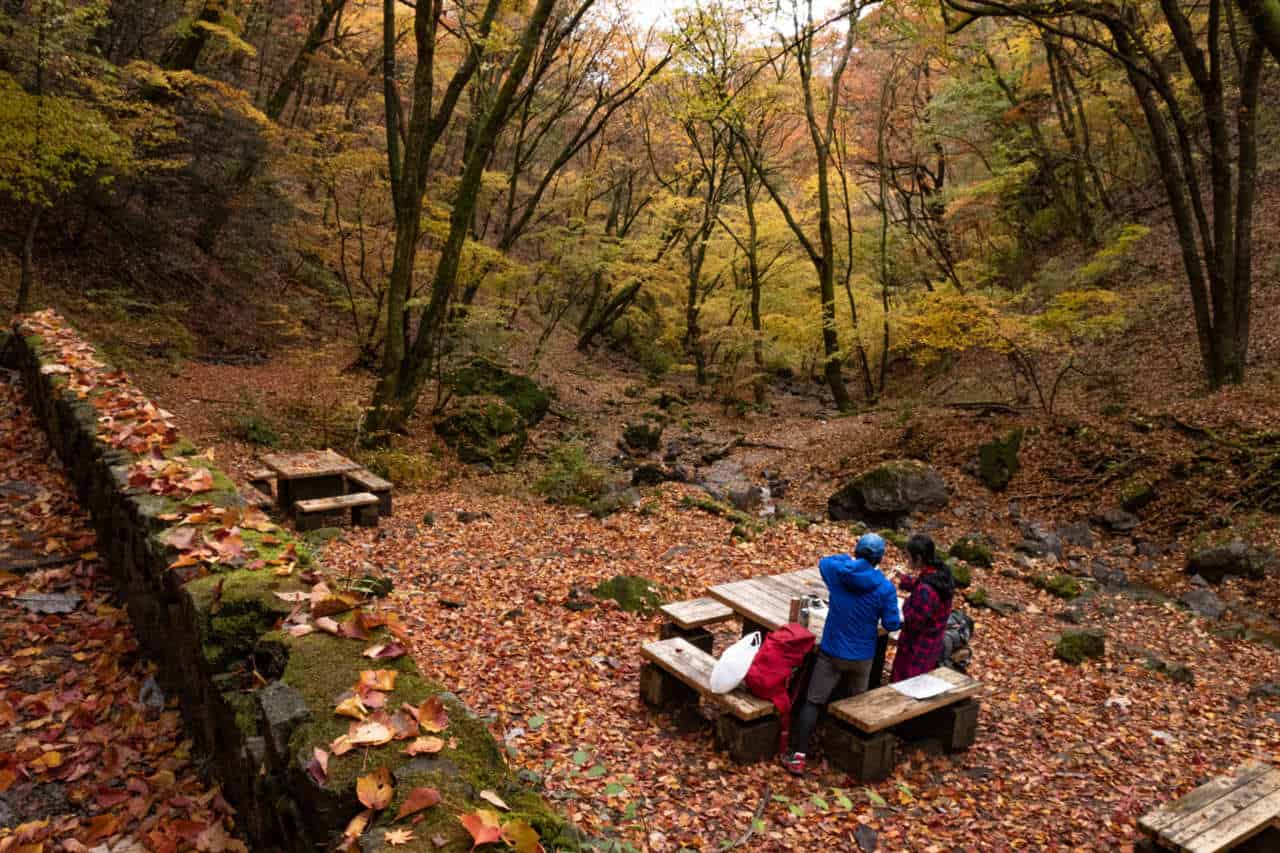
[890,534,956,683]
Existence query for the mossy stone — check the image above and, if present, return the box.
[592,574,664,613]
[1055,629,1105,664]
[1034,573,1084,600]
[436,398,528,466]
[977,429,1022,491]
[949,535,994,568]
[445,360,550,426]
[622,421,663,453]
[949,560,972,589]
[965,587,990,607]
[1120,477,1157,512]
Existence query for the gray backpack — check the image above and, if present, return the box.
[941,609,975,672]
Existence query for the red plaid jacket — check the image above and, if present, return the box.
[890,572,953,683]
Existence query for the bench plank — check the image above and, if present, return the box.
[296,492,379,513]
[660,597,734,630]
[1141,762,1275,836]
[830,667,981,733]
[1163,770,1280,849]
[348,468,392,492]
[1184,789,1280,853]
[641,638,774,721]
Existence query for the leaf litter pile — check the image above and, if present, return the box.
[328,487,1280,851]
[0,374,244,852]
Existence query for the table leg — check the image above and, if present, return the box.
[277,479,294,515]
[869,632,889,689]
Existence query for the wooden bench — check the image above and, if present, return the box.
[824,667,982,781]
[346,468,392,516]
[639,637,778,764]
[295,492,379,531]
[658,597,735,652]
[1139,761,1280,853]
[248,468,276,496]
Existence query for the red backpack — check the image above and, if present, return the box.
[743,623,816,749]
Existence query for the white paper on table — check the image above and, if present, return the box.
[889,673,953,700]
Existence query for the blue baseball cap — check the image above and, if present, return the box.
[854,532,886,564]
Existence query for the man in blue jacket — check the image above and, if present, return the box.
[782,533,901,775]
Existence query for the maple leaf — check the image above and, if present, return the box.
[396,786,442,821]
[417,696,449,733]
[343,809,372,841]
[384,828,415,846]
[360,669,398,692]
[404,736,444,756]
[356,767,394,811]
[334,695,368,720]
[479,790,509,811]
[459,809,503,849]
[501,818,545,853]
[314,616,342,635]
[348,718,394,747]
[181,467,216,493]
[306,748,328,786]
[363,643,407,660]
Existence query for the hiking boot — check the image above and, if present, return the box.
[780,752,806,776]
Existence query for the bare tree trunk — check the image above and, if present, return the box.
[15,206,43,317]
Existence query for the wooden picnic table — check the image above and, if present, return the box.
[706,567,905,688]
[260,449,361,514]
[1140,760,1280,853]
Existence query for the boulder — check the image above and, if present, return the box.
[1016,521,1063,560]
[1180,588,1227,621]
[1057,521,1096,549]
[445,360,550,426]
[592,575,664,613]
[622,421,664,453]
[976,429,1022,491]
[828,460,949,526]
[436,399,527,466]
[1055,629,1105,664]
[631,464,678,487]
[1119,477,1157,512]
[1186,540,1276,583]
[1093,507,1139,533]
[949,535,993,568]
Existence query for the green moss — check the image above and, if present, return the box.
[978,429,1022,491]
[949,560,972,589]
[622,421,663,453]
[437,399,528,466]
[878,528,908,550]
[592,574,665,614]
[965,586,990,607]
[446,360,550,426]
[188,570,301,671]
[1054,629,1105,664]
[949,536,994,568]
[679,494,756,529]
[1120,477,1157,512]
[1033,573,1084,600]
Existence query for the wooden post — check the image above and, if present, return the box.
[823,721,896,781]
[639,663,697,710]
[714,715,781,764]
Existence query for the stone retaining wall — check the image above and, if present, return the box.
[2,314,571,852]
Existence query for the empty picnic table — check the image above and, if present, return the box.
[1140,760,1280,853]
[706,567,904,688]
[260,450,361,515]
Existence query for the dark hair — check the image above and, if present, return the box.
[906,534,947,572]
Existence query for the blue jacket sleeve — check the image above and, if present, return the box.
[819,555,856,593]
[880,582,903,632]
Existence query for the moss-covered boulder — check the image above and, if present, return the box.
[1034,573,1084,599]
[1055,629,1105,664]
[622,420,664,453]
[949,535,994,568]
[436,399,527,466]
[828,460,949,526]
[445,360,550,426]
[1120,476,1157,512]
[593,574,665,613]
[949,560,972,589]
[1186,540,1275,583]
[976,429,1022,491]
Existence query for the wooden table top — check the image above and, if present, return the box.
[260,449,360,480]
[706,568,905,643]
[1139,760,1280,853]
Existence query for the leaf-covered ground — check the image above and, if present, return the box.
[326,485,1280,852]
[0,374,244,853]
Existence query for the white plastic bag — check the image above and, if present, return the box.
[710,631,762,694]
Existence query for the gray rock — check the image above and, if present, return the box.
[1016,522,1063,559]
[257,682,311,758]
[1093,508,1140,532]
[1013,553,1037,572]
[827,459,949,526]
[15,591,81,614]
[1248,682,1280,701]
[1186,540,1276,583]
[139,675,166,711]
[1180,589,1227,621]
[1189,573,1209,588]
[1057,521,1096,548]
